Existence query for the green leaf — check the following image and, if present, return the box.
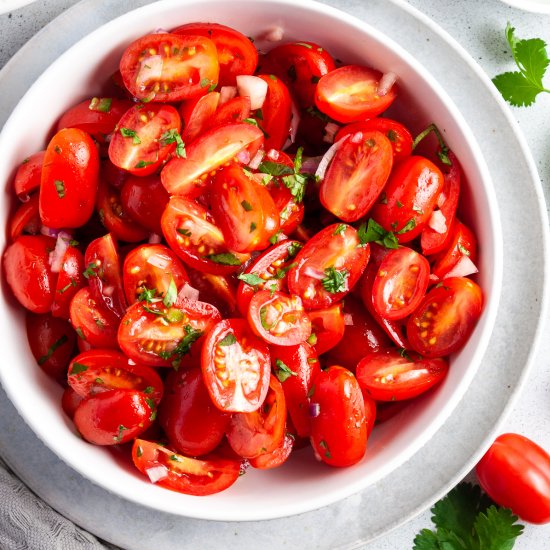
[413,528,442,550]
[138,287,157,303]
[219,333,237,346]
[492,71,542,107]
[71,362,88,375]
[475,506,524,550]
[162,277,177,308]
[160,129,186,158]
[120,127,141,145]
[37,334,68,365]
[237,272,264,286]
[207,252,242,266]
[258,161,294,177]
[358,218,399,249]
[321,267,348,294]
[275,359,297,383]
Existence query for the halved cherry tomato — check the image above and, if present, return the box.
[201,318,271,413]
[173,22,258,86]
[179,91,220,143]
[3,235,57,313]
[40,128,99,229]
[61,387,83,419]
[51,245,85,320]
[120,33,219,102]
[67,349,164,404]
[108,103,181,176]
[309,366,367,467]
[26,312,76,383]
[248,434,294,469]
[132,439,241,496]
[8,193,41,242]
[159,367,230,456]
[287,223,370,310]
[315,65,397,123]
[248,289,311,346]
[13,151,45,200]
[226,374,286,458]
[320,130,393,222]
[306,302,346,355]
[185,266,238,318]
[356,349,448,401]
[407,277,483,358]
[211,163,280,252]
[74,389,154,445]
[372,246,430,320]
[209,96,251,127]
[160,123,264,197]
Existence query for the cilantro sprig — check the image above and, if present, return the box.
[493,23,550,107]
[358,218,399,249]
[413,482,524,550]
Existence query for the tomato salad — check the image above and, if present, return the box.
[3,22,483,496]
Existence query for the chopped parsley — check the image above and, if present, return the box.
[275,359,297,383]
[357,218,399,249]
[54,180,65,199]
[58,278,77,294]
[167,325,203,369]
[160,128,186,158]
[319,439,332,459]
[333,224,347,236]
[120,127,141,145]
[134,160,153,169]
[89,97,112,113]
[321,267,348,294]
[162,277,178,308]
[177,228,192,237]
[71,362,88,375]
[138,287,157,303]
[396,218,417,235]
[207,252,242,266]
[237,272,264,286]
[37,334,68,365]
[113,424,128,443]
[82,261,100,279]
[241,200,253,211]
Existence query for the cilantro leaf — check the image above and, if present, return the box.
[474,506,524,550]
[237,272,264,286]
[275,359,297,383]
[160,129,186,158]
[207,252,242,266]
[358,218,399,249]
[321,267,348,294]
[162,277,177,308]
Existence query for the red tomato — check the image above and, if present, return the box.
[372,246,430,320]
[108,103,181,176]
[132,439,241,496]
[26,312,76,383]
[209,96,251,127]
[158,367,230,456]
[74,389,154,445]
[269,342,320,437]
[370,156,444,243]
[320,131,393,222]
[122,244,189,305]
[179,91,220,143]
[315,65,397,123]
[67,349,164,404]
[39,128,99,229]
[307,302,346,355]
[201,318,271,413]
[160,123,264,197]
[287,223,370,310]
[161,196,249,275]
[120,33,219,102]
[407,277,483,358]
[211,164,280,252]
[185,267,238,318]
[226,374,286,458]
[61,387,83,419]
[309,366,367,467]
[51,245,85,320]
[248,289,311,346]
[173,22,258,86]
[356,349,448,401]
[13,151,45,200]
[476,433,550,524]
[8,193,41,241]
[3,235,57,313]
[248,434,294,469]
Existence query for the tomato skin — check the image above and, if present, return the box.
[26,312,76,383]
[201,318,271,413]
[179,91,220,144]
[39,128,99,229]
[320,131,393,222]
[307,302,346,355]
[8,193,41,242]
[248,434,294,469]
[186,267,238,318]
[120,33,219,102]
[14,151,45,200]
[132,439,241,496]
[3,235,57,313]
[61,387,83,419]
[309,366,367,467]
[51,246,85,320]
[209,96,251,127]
[159,367,230,456]
[356,349,448,401]
[407,277,483,358]
[315,65,397,123]
[370,156,444,243]
[476,433,550,524]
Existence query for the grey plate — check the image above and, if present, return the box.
[0,0,548,548]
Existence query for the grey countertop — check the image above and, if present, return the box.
[1,0,549,548]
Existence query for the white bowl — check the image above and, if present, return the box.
[0,0,502,521]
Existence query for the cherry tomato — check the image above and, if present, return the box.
[476,433,550,524]
[179,91,220,143]
[287,223,370,310]
[356,349,448,401]
[315,65,397,123]
[39,128,99,229]
[407,277,483,358]
[132,439,241,496]
[61,387,83,419]
[309,366,367,467]
[306,302,346,355]
[8,193,41,242]
[173,22,258,86]
[3,235,57,313]
[26,312,76,383]
[13,151,45,200]
[51,245,85,320]
[226,374,286,458]
[120,33,219,102]
[158,367,230,456]
[320,130,393,222]
[248,434,294,469]
[201,318,271,413]
[74,389,154,445]
[209,96,251,127]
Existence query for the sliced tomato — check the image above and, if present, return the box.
[306,302,346,355]
[185,267,238,318]
[287,223,370,310]
[179,91,220,143]
[356,349,449,401]
[51,245,85,320]
[61,387,83,419]
[248,434,294,469]
[160,123,264,197]
[320,130,393,222]
[8,193,41,241]
[201,318,271,413]
[315,65,397,123]
[108,103,181,176]
[407,277,483,358]
[226,374,286,458]
[120,33,219,102]
[13,151,45,200]
[209,96,251,127]
[132,439,241,496]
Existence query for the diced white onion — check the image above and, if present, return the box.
[289,98,301,144]
[146,465,169,484]
[349,131,363,144]
[303,266,326,280]
[248,149,265,170]
[444,256,479,279]
[219,85,237,106]
[102,285,115,297]
[263,25,284,42]
[266,149,280,162]
[323,122,340,144]
[148,233,162,244]
[343,313,354,326]
[40,225,59,238]
[377,71,398,97]
[236,75,268,110]
[136,55,163,91]
[301,155,323,175]
[309,402,321,418]
[48,231,72,273]
[236,149,251,164]
[428,209,448,234]
[178,283,200,302]
[146,253,170,270]
[429,273,439,282]
[315,136,349,180]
